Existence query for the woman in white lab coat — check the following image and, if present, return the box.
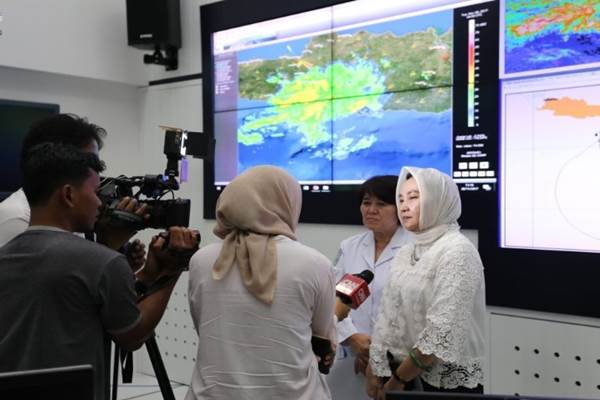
[327,175,411,400]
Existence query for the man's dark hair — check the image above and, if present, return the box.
[21,113,107,166]
[358,175,398,206]
[23,143,106,207]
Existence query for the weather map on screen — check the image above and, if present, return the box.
[214,7,453,184]
[212,0,499,189]
[502,0,600,77]
[501,70,600,253]
[330,13,453,181]
[500,0,600,252]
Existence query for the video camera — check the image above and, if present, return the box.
[97,128,214,230]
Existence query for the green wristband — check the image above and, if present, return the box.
[409,349,432,372]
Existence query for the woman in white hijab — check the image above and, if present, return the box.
[185,165,336,400]
[366,166,486,399]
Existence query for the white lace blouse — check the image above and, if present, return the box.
[370,229,486,389]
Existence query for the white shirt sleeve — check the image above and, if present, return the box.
[0,216,29,247]
[337,315,359,343]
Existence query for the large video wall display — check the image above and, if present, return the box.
[202,0,500,226]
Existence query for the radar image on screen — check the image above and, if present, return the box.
[504,0,600,76]
[228,10,453,183]
[502,70,600,253]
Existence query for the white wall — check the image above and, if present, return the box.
[0,0,146,85]
[487,307,600,399]
[0,66,141,176]
[0,0,215,84]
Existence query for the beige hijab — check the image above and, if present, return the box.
[212,165,302,304]
[397,166,461,245]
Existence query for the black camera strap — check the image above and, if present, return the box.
[137,271,182,301]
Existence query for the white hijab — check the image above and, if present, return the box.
[396,166,461,245]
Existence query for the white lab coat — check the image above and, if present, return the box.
[326,227,411,400]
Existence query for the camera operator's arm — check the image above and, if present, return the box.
[111,227,200,351]
[96,197,148,251]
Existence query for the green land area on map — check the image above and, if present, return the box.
[236,28,453,147]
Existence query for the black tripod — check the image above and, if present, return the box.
[111,274,181,400]
[111,335,175,400]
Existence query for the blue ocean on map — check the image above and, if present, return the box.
[506,31,600,74]
[333,108,451,180]
[236,99,451,182]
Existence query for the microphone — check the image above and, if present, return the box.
[335,269,374,309]
[311,336,334,374]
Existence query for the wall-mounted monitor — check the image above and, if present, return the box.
[0,99,59,200]
[501,69,600,254]
[482,0,600,318]
[201,0,500,227]
[500,0,600,80]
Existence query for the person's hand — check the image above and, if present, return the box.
[312,336,336,374]
[366,362,383,399]
[125,239,146,272]
[316,349,335,372]
[146,227,200,277]
[377,376,405,400]
[348,333,371,365]
[335,297,351,321]
[354,354,368,375]
[96,197,148,250]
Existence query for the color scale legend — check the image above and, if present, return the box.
[468,18,477,127]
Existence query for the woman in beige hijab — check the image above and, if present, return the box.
[186,165,336,400]
[366,166,486,399]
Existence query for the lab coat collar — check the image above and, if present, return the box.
[361,227,408,268]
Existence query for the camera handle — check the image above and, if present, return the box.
[108,209,146,231]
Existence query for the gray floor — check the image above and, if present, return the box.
[117,372,188,400]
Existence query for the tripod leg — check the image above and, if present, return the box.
[112,343,119,400]
[146,335,176,400]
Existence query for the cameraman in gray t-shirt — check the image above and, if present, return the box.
[0,143,199,400]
